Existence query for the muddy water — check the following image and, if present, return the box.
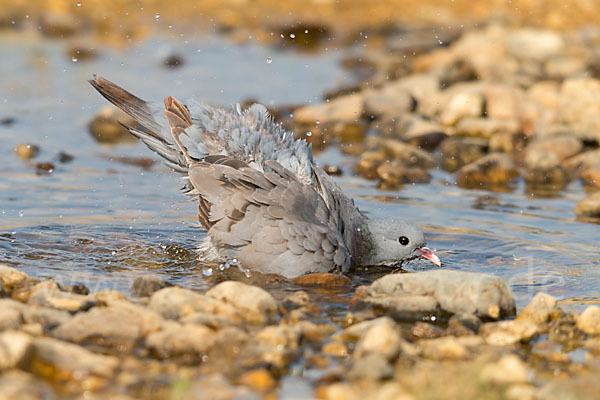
[1,32,599,314]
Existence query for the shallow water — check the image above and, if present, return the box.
[1,31,599,314]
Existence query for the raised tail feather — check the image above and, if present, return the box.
[89,75,189,173]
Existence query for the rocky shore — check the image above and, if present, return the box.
[1,263,599,399]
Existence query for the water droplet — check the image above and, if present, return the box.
[202,267,213,277]
[306,131,312,137]
[304,29,308,33]
[290,33,296,38]
[71,57,78,62]
[18,210,24,217]
[316,120,320,125]
[154,12,160,20]
[111,250,116,255]
[76,2,81,6]
[265,57,272,64]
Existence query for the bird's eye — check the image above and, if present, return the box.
[398,236,409,246]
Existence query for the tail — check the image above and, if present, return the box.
[89,75,188,173]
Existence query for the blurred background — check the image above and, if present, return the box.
[1,0,600,309]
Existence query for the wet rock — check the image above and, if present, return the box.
[131,276,173,297]
[206,281,278,325]
[527,80,560,110]
[456,153,519,189]
[523,150,570,188]
[14,143,39,160]
[564,150,600,177]
[391,114,446,145]
[455,117,520,140]
[353,270,515,321]
[26,337,119,392]
[580,166,600,187]
[239,368,277,392]
[322,164,342,176]
[480,320,538,345]
[255,325,302,350]
[0,330,32,369]
[67,45,97,62]
[446,313,482,336]
[576,305,600,335]
[558,78,600,137]
[149,287,242,323]
[182,374,258,400]
[28,290,96,313]
[376,161,430,189]
[51,302,163,352]
[0,264,28,290]
[363,74,438,117]
[322,341,349,357]
[347,353,394,381]
[39,12,80,38]
[34,162,54,174]
[418,336,484,360]
[379,139,436,169]
[480,354,529,385]
[57,151,74,163]
[408,322,444,339]
[355,150,386,179]
[440,91,484,126]
[21,305,71,330]
[145,320,216,359]
[506,384,536,400]
[163,54,184,68]
[516,292,557,324]
[180,312,239,330]
[294,93,362,124]
[88,106,139,144]
[353,317,403,361]
[0,303,22,330]
[292,272,351,287]
[489,131,528,153]
[438,136,488,172]
[574,192,600,218]
[325,120,367,143]
[506,29,564,61]
[483,84,522,120]
[525,136,583,162]
[11,279,62,303]
[0,370,53,400]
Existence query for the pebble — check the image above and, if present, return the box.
[206,281,278,325]
[0,300,23,330]
[483,84,522,120]
[51,302,164,352]
[480,320,538,345]
[379,139,436,169]
[418,336,470,360]
[88,106,139,144]
[574,192,600,218]
[440,91,483,126]
[353,317,403,361]
[14,144,39,160]
[516,292,557,324]
[576,306,600,335]
[558,78,600,136]
[0,330,32,369]
[523,150,569,188]
[355,150,386,179]
[0,370,52,400]
[322,341,349,357]
[480,354,529,384]
[438,136,488,172]
[456,153,519,189]
[525,136,583,161]
[148,287,242,323]
[145,321,216,359]
[353,270,515,321]
[454,117,520,139]
[506,29,564,61]
[0,264,28,290]
[347,353,394,381]
[376,162,430,189]
[131,276,173,297]
[26,337,119,391]
[238,368,277,392]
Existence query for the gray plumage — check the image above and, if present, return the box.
[89,75,440,278]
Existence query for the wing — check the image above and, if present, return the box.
[187,159,351,277]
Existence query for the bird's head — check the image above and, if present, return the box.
[364,218,441,268]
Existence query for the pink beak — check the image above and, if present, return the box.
[416,247,442,267]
